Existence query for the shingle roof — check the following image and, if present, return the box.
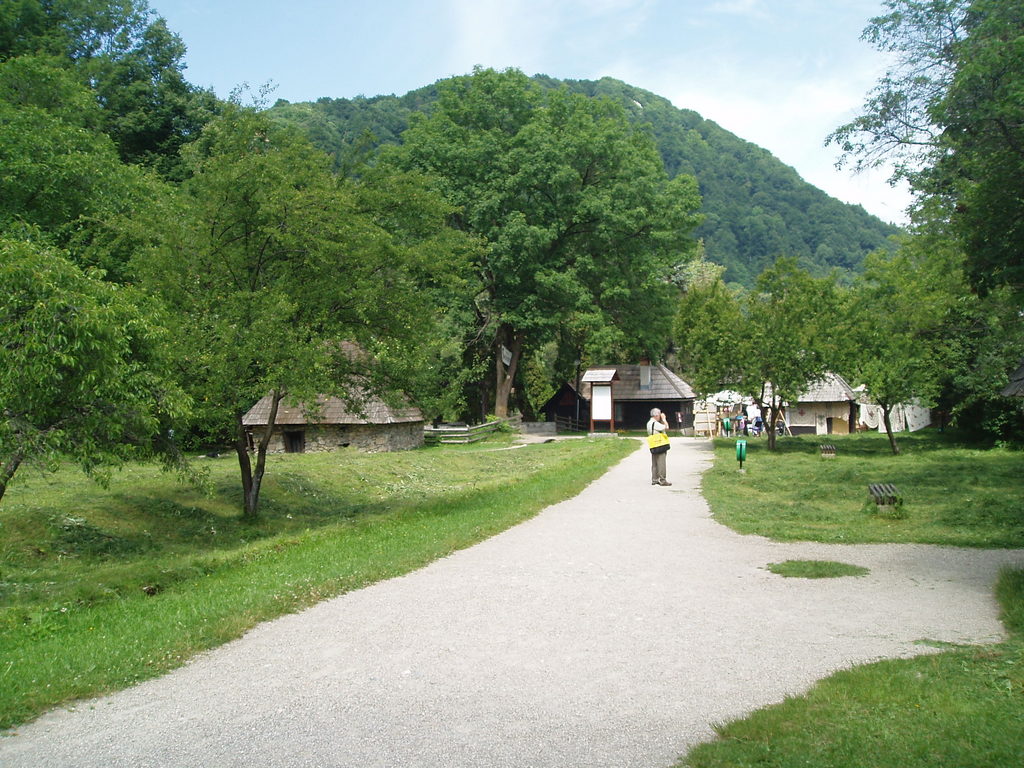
[581,364,695,401]
[581,368,619,383]
[797,372,856,403]
[242,392,423,426]
[1003,360,1024,398]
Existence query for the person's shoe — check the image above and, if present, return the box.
[658,480,673,486]
[651,481,659,485]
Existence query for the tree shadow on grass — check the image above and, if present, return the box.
[728,429,979,459]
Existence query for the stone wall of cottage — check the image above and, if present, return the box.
[250,422,424,454]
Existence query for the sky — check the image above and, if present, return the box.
[152,0,912,225]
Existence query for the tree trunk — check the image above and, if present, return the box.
[493,329,523,419]
[882,404,900,455]
[236,390,284,519]
[234,428,255,516]
[0,452,24,506]
[760,393,779,451]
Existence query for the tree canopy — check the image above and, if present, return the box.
[133,105,469,517]
[675,257,840,450]
[831,0,1024,441]
[272,75,900,288]
[830,0,1024,301]
[0,0,218,175]
[383,67,702,416]
[0,237,188,503]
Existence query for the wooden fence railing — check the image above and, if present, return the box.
[423,416,520,445]
[554,415,588,433]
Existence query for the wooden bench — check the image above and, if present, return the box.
[820,444,836,458]
[868,483,902,507]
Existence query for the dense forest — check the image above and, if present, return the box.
[271,75,901,286]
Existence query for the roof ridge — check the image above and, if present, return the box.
[657,363,688,398]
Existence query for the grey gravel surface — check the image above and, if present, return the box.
[3,438,1024,768]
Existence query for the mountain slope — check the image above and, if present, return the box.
[271,75,900,286]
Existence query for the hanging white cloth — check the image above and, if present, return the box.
[859,403,882,430]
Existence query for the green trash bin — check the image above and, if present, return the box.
[736,439,747,468]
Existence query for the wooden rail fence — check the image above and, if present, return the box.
[423,416,520,445]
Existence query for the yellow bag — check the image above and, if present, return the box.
[647,431,669,450]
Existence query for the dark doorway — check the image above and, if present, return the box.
[283,430,305,453]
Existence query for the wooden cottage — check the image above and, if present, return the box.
[786,372,857,435]
[541,382,589,431]
[577,364,696,431]
[242,393,424,454]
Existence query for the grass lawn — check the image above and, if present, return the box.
[701,430,1024,547]
[680,429,1024,768]
[0,435,636,729]
[766,559,870,579]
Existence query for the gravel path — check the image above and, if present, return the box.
[3,438,1023,768]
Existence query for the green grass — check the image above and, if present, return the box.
[701,430,1024,547]
[0,436,636,729]
[679,430,1024,768]
[766,560,870,579]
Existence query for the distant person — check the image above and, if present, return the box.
[646,408,672,486]
[747,403,762,436]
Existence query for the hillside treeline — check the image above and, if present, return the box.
[272,75,900,286]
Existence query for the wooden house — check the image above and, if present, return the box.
[785,372,857,435]
[576,364,696,431]
[242,393,424,454]
[541,382,590,431]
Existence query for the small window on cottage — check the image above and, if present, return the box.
[284,430,305,453]
[640,365,651,390]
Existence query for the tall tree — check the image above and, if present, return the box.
[0,0,217,175]
[848,238,960,454]
[829,0,1024,300]
[674,258,839,450]
[386,67,702,417]
[0,237,187,505]
[827,0,967,179]
[0,55,146,240]
[831,0,1024,442]
[137,105,466,518]
[936,0,1024,299]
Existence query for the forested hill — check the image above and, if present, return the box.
[270,75,900,286]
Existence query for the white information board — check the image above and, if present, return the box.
[592,385,612,420]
